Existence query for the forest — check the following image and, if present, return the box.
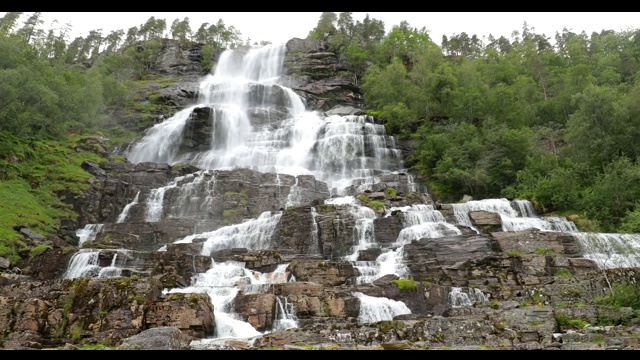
[1,11,640,265]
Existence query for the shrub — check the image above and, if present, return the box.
[384,187,397,197]
[392,277,417,290]
[595,282,640,309]
[367,200,385,212]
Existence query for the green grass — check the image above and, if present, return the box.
[384,187,397,197]
[554,268,572,277]
[0,132,107,264]
[367,200,385,212]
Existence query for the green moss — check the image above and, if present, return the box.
[556,313,589,329]
[222,209,240,224]
[533,248,558,255]
[29,244,51,257]
[376,320,406,334]
[554,268,572,277]
[0,133,110,264]
[392,277,417,290]
[367,200,385,212]
[315,204,335,213]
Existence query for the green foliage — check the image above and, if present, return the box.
[201,44,215,71]
[383,187,397,197]
[392,277,417,290]
[0,133,106,263]
[533,248,558,255]
[29,244,51,257]
[554,268,572,277]
[556,313,589,329]
[367,200,385,212]
[594,282,640,310]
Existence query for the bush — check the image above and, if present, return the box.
[595,282,640,310]
[384,187,397,197]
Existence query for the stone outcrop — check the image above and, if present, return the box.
[281,38,364,112]
[2,37,640,352]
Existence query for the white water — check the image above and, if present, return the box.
[325,196,380,284]
[63,249,130,279]
[125,44,406,196]
[353,292,411,323]
[450,198,640,270]
[452,198,578,233]
[144,175,190,222]
[75,223,104,247]
[373,204,462,280]
[165,259,294,340]
[116,191,140,223]
[173,211,282,255]
[573,232,640,269]
[72,42,640,343]
[448,287,489,307]
[273,296,298,331]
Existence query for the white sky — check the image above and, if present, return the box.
[8,12,640,47]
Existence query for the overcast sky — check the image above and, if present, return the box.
[9,12,640,47]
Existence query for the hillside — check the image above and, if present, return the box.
[0,37,639,350]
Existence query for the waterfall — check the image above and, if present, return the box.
[75,223,104,247]
[452,198,578,233]
[126,44,408,196]
[374,205,462,280]
[273,296,298,331]
[63,249,131,279]
[63,249,101,279]
[116,191,140,223]
[353,292,411,323]
[285,177,301,208]
[309,207,321,255]
[573,232,640,269]
[145,177,183,222]
[448,287,489,307]
[165,171,217,219]
[165,260,293,340]
[173,211,282,255]
[324,196,380,284]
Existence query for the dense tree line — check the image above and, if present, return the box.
[0,12,250,137]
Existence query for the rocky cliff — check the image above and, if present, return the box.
[1,38,640,351]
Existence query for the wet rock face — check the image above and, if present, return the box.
[282,38,363,112]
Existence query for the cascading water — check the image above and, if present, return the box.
[449,198,640,269]
[63,249,132,279]
[376,204,463,279]
[353,292,411,323]
[452,198,578,233]
[70,42,640,346]
[448,287,489,308]
[116,191,140,223]
[75,223,104,247]
[324,196,379,284]
[125,44,407,196]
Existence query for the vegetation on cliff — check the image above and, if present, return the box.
[2,11,640,266]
